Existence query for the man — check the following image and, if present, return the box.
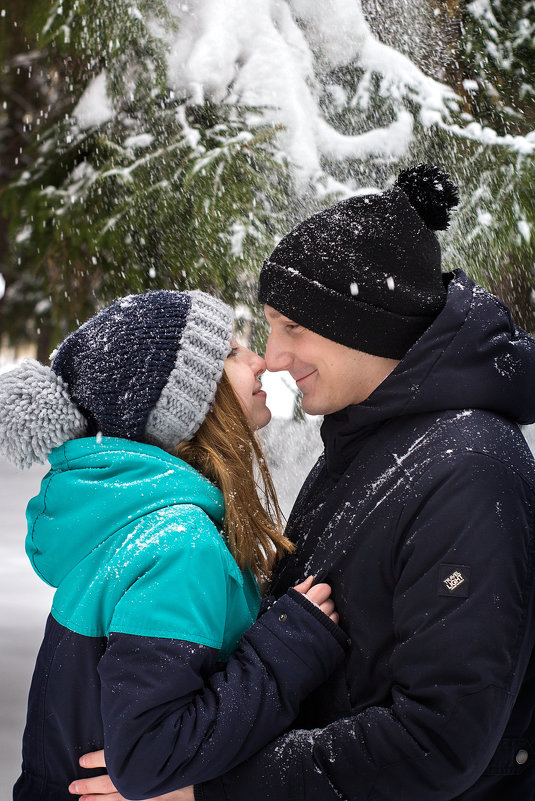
[73,164,535,800]
[194,164,535,800]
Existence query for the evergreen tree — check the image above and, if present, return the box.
[1,0,291,351]
[315,0,534,330]
[457,0,535,331]
[2,0,534,358]
[414,0,535,330]
[0,2,57,359]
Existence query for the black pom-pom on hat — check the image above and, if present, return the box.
[259,162,457,359]
[395,163,459,231]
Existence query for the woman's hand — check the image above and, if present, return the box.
[68,751,194,801]
[294,575,339,624]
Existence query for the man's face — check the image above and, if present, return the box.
[263,306,399,415]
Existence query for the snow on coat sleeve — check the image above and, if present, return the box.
[97,507,347,800]
[195,452,535,801]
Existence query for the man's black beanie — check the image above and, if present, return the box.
[258,164,459,359]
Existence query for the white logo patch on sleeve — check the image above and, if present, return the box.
[438,564,471,598]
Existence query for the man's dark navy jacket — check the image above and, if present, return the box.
[198,270,535,801]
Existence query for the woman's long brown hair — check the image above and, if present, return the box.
[175,370,294,585]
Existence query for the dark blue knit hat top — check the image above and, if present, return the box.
[53,291,190,440]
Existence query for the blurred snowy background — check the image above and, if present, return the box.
[0,459,53,801]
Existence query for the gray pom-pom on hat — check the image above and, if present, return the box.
[0,360,87,470]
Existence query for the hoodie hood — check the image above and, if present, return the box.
[26,437,224,588]
[322,270,535,472]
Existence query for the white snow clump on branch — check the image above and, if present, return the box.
[68,1,535,190]
[73,71,114,129]
[165,0,454,183]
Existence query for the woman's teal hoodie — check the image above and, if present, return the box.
[26,436,260,656]
[14,437,346,801]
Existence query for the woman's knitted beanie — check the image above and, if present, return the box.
[0,290,233,469]
[258,164,459,359]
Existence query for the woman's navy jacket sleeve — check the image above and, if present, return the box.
[98,509,347,800]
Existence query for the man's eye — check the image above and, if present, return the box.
[229,346,239,357]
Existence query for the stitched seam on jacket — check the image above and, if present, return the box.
[395,272,475,417]
[38,620,71,793]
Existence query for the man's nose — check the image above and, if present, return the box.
[265,335,291,372]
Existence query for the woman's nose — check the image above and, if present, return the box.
[254,355,267,376]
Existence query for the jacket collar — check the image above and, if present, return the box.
[320,269,535,477]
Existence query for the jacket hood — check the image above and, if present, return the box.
[322,270,535,472]
[26,437,225,588]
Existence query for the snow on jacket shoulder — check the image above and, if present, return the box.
[14,438,347,801]
[196,271,535,801]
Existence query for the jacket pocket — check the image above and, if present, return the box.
[483,736,533,776]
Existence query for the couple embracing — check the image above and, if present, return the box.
[1,165,535,801]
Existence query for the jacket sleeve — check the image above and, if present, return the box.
[195,452,535,801]
[97,509,347,800]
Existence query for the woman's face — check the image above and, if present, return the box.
[224,339,271,430]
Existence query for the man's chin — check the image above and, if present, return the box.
[300,396,321,416]
[302,395,348,416]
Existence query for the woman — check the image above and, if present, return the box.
[0,290,347,801]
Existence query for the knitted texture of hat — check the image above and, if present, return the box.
[0,360,87,469]
[258,164,459,359]
[145,291,234,448]
[52,290,233,450]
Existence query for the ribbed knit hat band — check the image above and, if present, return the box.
[259,164,459,359]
